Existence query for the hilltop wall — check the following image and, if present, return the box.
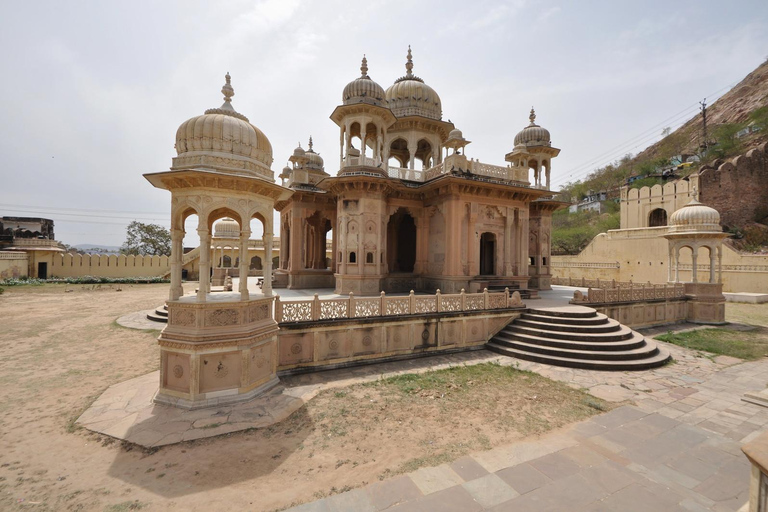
[698,142,768,229]
[620,178,698,229]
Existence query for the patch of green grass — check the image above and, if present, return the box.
[104,501,147,512]
[656,327,768,361]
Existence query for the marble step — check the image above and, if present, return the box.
[514,317,620,334]
[520,312,609,326]
[488,337,661,361]
[502,323,633,342]
[487,343,671,371]
[527,307,599,319]
[493,330,648,352]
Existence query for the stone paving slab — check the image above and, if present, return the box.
[286,404,758,511]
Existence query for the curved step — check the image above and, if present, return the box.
[503,323,633,342]
[146,311,168,323]
[527,307,598,319]
[493,330,648,352]
[514,317,620,334]
[488,337,660,361]
[521,312,609,326]
[487,343,671,371]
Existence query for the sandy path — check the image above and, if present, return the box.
[0,284,601,512]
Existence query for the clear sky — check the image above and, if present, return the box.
[1,0,767,247]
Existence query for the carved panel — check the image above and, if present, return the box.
[206,308,239,326]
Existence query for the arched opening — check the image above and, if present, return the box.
[388,138,409,168]
[304,211,332,270]
[649,208,668,227]
[222,254,232,267]
[349,251,357,263]
[387,208,417,273]
[415,138,433,169]
[250,255,262,270]
[366,252,374,264]
[480,232,496,275]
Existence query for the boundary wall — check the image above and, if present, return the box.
[551,228,768,293]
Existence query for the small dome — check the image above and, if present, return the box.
[174,73,274,174]
[304,136,324,170]
[213,218,240,238]
[385,46,442,120]
[448,128,463,139]
[280,165,292,179]
[343,56,386,106]
[293,145,306,158]
[669,199,722,233]
[513,108,551,147]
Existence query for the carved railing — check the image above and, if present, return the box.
[384,160,530,185]
[568,280,686,304]
[275,288,524,323]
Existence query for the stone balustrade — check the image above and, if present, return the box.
[564,279,685,304]
[383,159,530,185]
[275,288,524,323]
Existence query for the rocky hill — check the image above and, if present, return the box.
[636,59,768,162]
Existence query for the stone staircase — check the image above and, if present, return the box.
[147,304,168,323]
[487,307,670,371]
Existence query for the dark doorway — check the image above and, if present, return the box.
[387,208,416,273]
[649,208,668,227]
[37,262,48,279]
[480,233,496,275]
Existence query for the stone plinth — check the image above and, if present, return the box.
[155,294,279,409]
[684,282,726,325]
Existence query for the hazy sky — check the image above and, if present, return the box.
[1,0,767,247]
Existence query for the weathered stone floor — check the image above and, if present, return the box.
[285,351,768,512]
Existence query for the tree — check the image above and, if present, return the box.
[121,221,171,256]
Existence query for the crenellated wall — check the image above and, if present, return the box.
[698,142,768,229]
[621,178,698,229]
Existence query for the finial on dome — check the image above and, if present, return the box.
[405,45,414,78]
[360,55,368,77]
[222,72,234,104]
[308,136,314,151]
[529,107,536,125]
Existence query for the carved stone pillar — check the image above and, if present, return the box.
[169,228,184,301]
[197,227,211,302]
[263,233,273,296]
[239,229,250,300]
[519,209,529,277]
[467,205,478,276]
[692,250,698,283]
[414,213,428,274]
[408,141,416,170]
[504,209,513,276]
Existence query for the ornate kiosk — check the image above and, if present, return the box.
[144,74,292,408]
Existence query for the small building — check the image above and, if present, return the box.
[0,216,62,278]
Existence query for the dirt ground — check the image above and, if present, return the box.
[0,283,608,511]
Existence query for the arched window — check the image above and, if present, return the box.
[366,252,374,264]
[349,252,356,263]
[649,208,668,227]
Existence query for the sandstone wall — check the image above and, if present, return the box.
[551,228,768,293]
[0,251,28,279]
[698,143,768,229]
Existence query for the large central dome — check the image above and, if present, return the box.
[385,46,442,120]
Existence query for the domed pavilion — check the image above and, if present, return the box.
[664,198,728,323]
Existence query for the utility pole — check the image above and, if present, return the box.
[699,98,708,151]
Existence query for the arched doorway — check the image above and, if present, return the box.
[649,208,668,227]
[387,208,417,273]
[480,232,496,275]
[250,255,262,270]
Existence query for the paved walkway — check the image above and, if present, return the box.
[286,349,768,511]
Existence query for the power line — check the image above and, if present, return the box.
[0,202,168,216]
[552,80,737,188]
